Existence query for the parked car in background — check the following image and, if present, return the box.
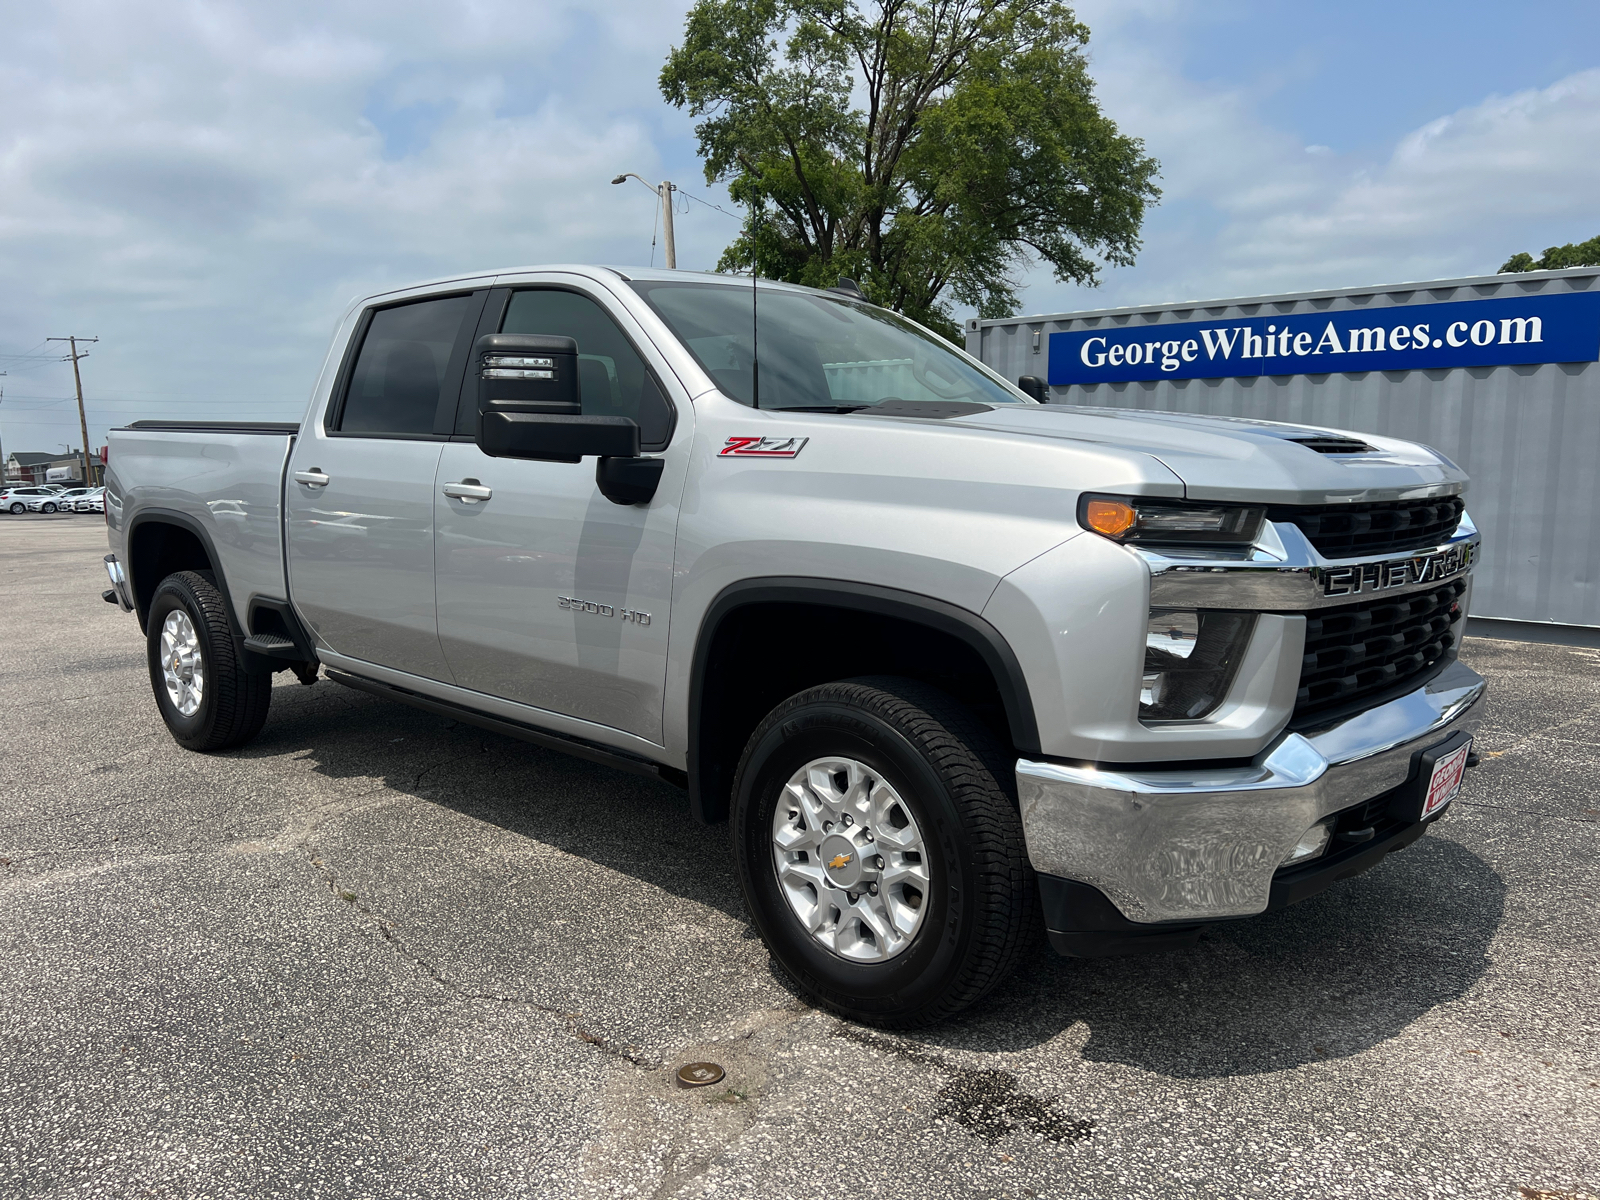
[49,487,98,512]
[1,485,65,514]
[75,488,106,514]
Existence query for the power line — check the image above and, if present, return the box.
[675,186,743,222]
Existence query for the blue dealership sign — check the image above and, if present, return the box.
[1047,292,1600,385]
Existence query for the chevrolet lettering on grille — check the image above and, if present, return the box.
[1320,542,1475,598]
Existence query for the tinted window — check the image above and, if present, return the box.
[633,282,1029,410]
[500,290,674,448]
[340,294,474,435]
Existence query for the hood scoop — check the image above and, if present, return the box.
[1289,435,1375,455]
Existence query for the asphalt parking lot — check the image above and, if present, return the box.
[1,516,1596,1200]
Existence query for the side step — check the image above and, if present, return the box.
[324,669,688,789]
[243,632,299,657]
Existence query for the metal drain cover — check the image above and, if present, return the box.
[676,1062,725,1088]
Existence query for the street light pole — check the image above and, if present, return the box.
[660,180,676,270]
[611,173,676,268]
[47,336,98,485]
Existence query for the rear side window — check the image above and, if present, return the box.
[338,294,476,436]
[500,290,674,449]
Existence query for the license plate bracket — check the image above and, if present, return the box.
[1388,730,1474,824]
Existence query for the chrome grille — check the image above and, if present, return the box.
[1268,497,1465,558]
[1295,580,1465,717]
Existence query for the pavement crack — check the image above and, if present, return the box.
[303,843,655,1069]
[1455,798,1598,825]
[410,753,475,793]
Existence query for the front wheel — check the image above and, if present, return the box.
[147,570,271,751]
[40,502,57,513]
[732,677,1035,1028]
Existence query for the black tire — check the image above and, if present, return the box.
[147,570,271,751]
[41,502,57,514]
[10,502,26,514]
[732,677,1035,1028]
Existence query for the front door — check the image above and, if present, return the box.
[433,283,685,742]
[287,289,486,682]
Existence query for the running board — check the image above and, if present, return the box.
[323,669,686,789]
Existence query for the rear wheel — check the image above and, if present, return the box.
[7,503,22,514]
[147,570,271,751]
[732,677,1034,1028]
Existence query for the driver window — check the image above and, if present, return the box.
[500,290,674,449]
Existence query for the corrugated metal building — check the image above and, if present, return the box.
[965,268,1600,634]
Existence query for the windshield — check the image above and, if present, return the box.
[631,281,1030,410]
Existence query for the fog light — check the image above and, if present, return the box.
[1281,819,1334,867]
[1140,609,1256,722]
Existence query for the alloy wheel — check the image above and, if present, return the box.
[159,609,205,717]
[771,756,931,963]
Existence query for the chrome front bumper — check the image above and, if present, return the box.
[1016,658,1486,924]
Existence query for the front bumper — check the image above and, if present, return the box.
[1016,657,1486,926]
[103,554,134,612]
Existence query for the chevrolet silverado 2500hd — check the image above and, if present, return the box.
[103,265,1484,1027]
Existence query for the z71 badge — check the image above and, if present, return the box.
[719,436,809,458]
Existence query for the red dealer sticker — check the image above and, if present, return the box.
[1423,741,1471,819]
[719,436,809,458]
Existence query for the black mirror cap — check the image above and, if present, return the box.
[596,456,665,506]
[479,412,640,463]
[477,333,581,419]
[1017,375,1049,403]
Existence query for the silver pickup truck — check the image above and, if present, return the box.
[102,265,1484,1027]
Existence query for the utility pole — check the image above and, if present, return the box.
[660,181,677,270]
[48,336,97,485]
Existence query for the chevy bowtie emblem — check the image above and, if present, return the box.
[828,853,853,870]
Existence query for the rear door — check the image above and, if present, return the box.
[286,288,488,681]
[432,280,687,741]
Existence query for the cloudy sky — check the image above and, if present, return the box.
[2,0,1598,456]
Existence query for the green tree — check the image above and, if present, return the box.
[660,0,1159,339]
[1500,235,1600,273]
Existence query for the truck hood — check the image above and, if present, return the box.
[935,404,1465,505]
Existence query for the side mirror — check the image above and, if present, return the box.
[1017,375,1049,403]
[477,333,581,419]
[480,412,639,462]
[473,331,666,505]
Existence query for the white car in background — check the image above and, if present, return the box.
[48,487,99,512]
[74,488,106,514]
[1,485,66,514]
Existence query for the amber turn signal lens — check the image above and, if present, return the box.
[1083,499,1137,537]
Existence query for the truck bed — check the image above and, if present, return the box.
[108,421,299,626]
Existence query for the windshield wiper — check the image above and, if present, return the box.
[771,404,870,413]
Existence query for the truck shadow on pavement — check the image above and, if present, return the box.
[930,829,1505,1077]
[250,679,1506,1081]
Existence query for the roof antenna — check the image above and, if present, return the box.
[750,197,760,410]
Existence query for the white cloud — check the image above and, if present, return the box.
[1022,11,1600,315]
[3,0,1596,453]
[0,0,719,451]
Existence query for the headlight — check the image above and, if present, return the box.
[1141,608,1256,722]
[1079,494,1266,546]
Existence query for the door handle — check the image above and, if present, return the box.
[442,480,493,503]
[293,469,330,488]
